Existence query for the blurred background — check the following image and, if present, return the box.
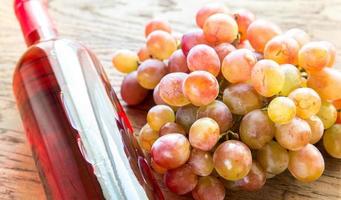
[0,0,340,199]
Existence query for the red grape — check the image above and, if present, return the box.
[120,71,148,105]
[187,44,220,76]
[181,30,209,56]
[195,4,229,28]
[188,148,214,176]
[164,164,198,195]
[192,176,225,200]
[168,49,189,73]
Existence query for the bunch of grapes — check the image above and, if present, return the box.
[112,4,341,200]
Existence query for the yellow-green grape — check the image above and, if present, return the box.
[275,117,311,151]
[279,64,301,96]
[137,124,159,152]
[323,124,341,158]
[306,115,324,144]
[288,144,325,183]
[147,105,175,131]
[189,118,220,151]
[256,141,289,178]
[268,97,296,124]
[288,88,321,119]
[251,59,285,97]
[317,101,337,129]
[112,49,139,73]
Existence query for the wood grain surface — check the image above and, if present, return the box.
[0,0,341,199]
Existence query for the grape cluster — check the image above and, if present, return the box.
[112,4,341,199]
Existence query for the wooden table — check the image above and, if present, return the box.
[0,0,340,199]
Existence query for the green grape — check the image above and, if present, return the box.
[213,140,252,181]
[189,118,220,151]
[137,124,159,153]
[197,100,233,133]
[137,59,167,89]
[147,105,175,131]
[288,88,321,119]
[279,64,301,96]
[323,124,341,158]
[188,148,214,176]
[192,176,225,200]
[317,101,337,129]
[267,97,296,124]
[256,141,289,178]
[275,117,311,151]
[251,59,285,97]
[112,49,139,73]
[240,109,275,149]
[151,133,190,169]
[159,122,186,136]
[223,83,263,115]
[176,104,198,132]
[164,164,198,195]
[306,115,324,144]
[288,144,325,183]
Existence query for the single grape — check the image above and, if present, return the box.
[214,43,236,64]
[240,109,275,149]
[151,133,190,169]
[151,158,167,174]
[256,141,289,178]
[288,88,321,119]
[223,83,263,115]
[153,84,167,105]
[307,68,341,101]
[188,148,214,176]
[197,100,233,133]
[195,4,229,28]
[147,105,175,131]
[306,115,324,144]
[137,45,152,61]
[316,101,337,129]
[112,49,139,73]
[164,164,198,195]
[275,117,311,151]
[320,41,336,67]
[192,176,225,200]
[159,122,186,136]
[203,13,239,44]
[268,97,296,124]
[264,35,300,65]
[251,59,284,97]
[298,41,330,72]
[285,28,310,48]
[137,124,159,153]
[158,72,190,107]
[288,144,325,182]
[144,19,172,37]
[323,124,341,158]
[221,49,257,83]
[146,30,177,60]
[235,40,255,51]
[168,49,189,73]
[187,44,220,76]
[247,19,282,53]
[233,9,256,42]
[213,140,252,181]
[279,64,301,96]
[189,118,220,151]
[226,161,266,191]
[183,71,219,106]
[120,71,149,105]
[181,30,209,56]
[176,104,198,132]
[137,59,167,89]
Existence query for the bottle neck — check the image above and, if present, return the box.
[15,0,58,47]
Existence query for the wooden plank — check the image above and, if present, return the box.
[0,0,340,199]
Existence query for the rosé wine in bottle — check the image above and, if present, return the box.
[13,0,163,199]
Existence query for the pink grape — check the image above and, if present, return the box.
[120,71,149,105]
[181,30,209,56]
[168,49,190,73]
[145,19,172,37]
[188,148,214,176]
[195,4,229,28]
[233,9,256,42]
[189,118,220,151]
[192,176,225,200]
[164,164,198,195]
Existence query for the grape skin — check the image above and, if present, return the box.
[168,49,190,73]
[233,9,256,42]
[285,28,310,48]
[279,64,302,96]
[189,118,220,151]
[137,124,159,153]
[288,144,325,183]
[288,88,321,119]
[164,164,198,195]
[264,35,299,65]
[306,115,324,144]
[144,19,172,37]
[213,140,252,181]
[159,122,186,136]
[181,30,209,56]
[267,97,296,124]
[192,176,225,200]
[147,105,175,131]
[298,41,330,72]
[120,71,149,106]
[317,101,337,129]
[112,49,139,73]
[275,117,311,151]
[214,43,236,63]
[240,109,275,149]
[176,104,198,132]
[137,45,152,61]
[146,30,177,60]
[151,133,191,169]
[137,59,167,89]
[188,148,214,176]
[195,4,229,28]
[323,124,341,158]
